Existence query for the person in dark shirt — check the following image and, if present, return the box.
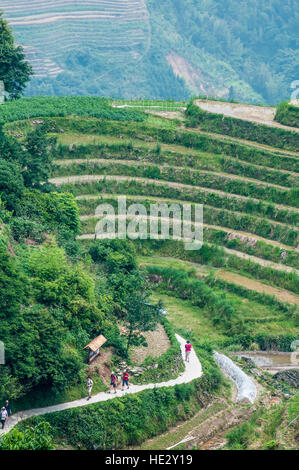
[5,400,11,417]
[108,372,118,394]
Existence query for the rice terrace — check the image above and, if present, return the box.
[0,0,298,456]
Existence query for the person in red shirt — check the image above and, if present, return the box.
[185,341,192,362]
[121,370,130,390]
[108,372,118,394]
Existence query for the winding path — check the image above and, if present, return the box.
[0,335,202,435]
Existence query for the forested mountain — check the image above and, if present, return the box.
[1,0,298,104]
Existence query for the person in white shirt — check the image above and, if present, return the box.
[1,407,8,429]
[86,376,94,400]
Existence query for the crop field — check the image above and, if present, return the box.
[2,96,299,351]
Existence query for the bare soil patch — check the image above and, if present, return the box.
[130,323,171,365]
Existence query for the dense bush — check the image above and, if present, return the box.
[0,160,24,212]
[0,422,54,450]
[0,239,105,401]
[275,102,299,128]
[9,217,46,244]
[17,190,80,236]
[1,121,55,188]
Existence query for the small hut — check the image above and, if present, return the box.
[84,334,107,363]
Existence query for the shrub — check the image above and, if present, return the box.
[275,101,299,128]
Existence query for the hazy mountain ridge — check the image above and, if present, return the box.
[2,0,298,104]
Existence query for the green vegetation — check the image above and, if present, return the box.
[0,96,148,125]
[0,12,32,99]
[225,394,299,450]
[275,102,299,128]
[0,422,54,450]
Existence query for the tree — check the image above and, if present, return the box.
[0,122,55,188]
[0,124,25,165]
[0,244,26,402]
[124,293,161,354]
[89,239,145,311]
[0,195,11,224]
[23,123,56,187]
[0,13,33,99]
[0,160,24,212]
[0,242,25,322]
[0,367,23,404]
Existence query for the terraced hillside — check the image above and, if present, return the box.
[2,97,299,351]
[2,0,150,79]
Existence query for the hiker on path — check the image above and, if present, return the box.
[121,370,130,391]
[86,376,94,400]
[108,372,118,394]
[1,407,8,430]
[5,400,11,417]
[185,341,192,362]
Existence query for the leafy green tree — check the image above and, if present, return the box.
[0,122,54,188]
[23,123,56,187]
[0,243,26,401]
[17,190,80,236]
[0,368,23,404]
[0,160,24,212]
[0,13,33,99]
[89,240,147,313]
[0,125,25,165]
[25,241,103,332]
[0,196,11,224]
[124,293,161,354]
[0,422,54,450]
[0,242,25,321]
